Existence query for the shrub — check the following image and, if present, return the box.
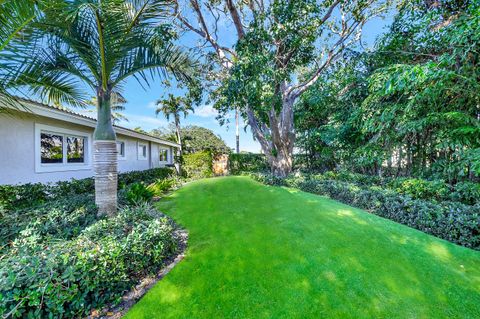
[118,167,174,188]
[147,178,176,196]
[0,194,98,251]
[451,181,480,205]
[0,204,177,318]
[387,178,450,201]
[244,172,480,250]
[228,153,269,175]
[183,151,213,179]
[0,183,51,211]
[0,168,175,213]
[122,182,155,205]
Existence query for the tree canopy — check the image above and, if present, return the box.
[152,125,230,155]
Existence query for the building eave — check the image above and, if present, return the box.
[2,97,180,148]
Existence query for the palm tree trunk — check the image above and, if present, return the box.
[94,89,117,216]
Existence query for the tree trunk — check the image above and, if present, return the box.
[94,89,117,216]
[270,150,293,178]
[246,93,295,178]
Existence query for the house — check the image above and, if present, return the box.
[0,98,179,185]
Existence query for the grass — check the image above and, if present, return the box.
[126,176,480,318]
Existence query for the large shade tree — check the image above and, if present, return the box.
[26,0,197,215]
[173,0,392,177]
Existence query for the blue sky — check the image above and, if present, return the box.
[108,8,396,153]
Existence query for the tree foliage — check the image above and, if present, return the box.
[152,125,230,155]
[295,0,480,183]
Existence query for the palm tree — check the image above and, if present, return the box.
[25,0,197,215]
[155,93,194,159]
[86,91,129,125]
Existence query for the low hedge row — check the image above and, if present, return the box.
[242,172,480,250]
[0,167,175,212]
[316,170,480,205]
[0,204,177,318]
[227,154,479,205]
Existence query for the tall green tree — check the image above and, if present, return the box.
[27,0,197,215]
[174,0,392,177]
[295,0,480,182]
[152,124,230,155]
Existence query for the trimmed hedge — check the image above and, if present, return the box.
[226,155,479,205]
[242,172,480,250]
[0,167,175,212]
[228,153,269,175]
[306,170,480,206]
[182,151,213,179]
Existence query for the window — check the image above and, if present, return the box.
[67,136,85,163]
[138,142,148,160]
[117,141,126,159]
[35,124,91,172]
[41,133,63,164]
[159,148,169,163]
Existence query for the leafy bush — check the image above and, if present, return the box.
[0,204,177,318]
[0,183,51,211]
[122,182,155,205]
[450,181,480,205]
[243,172,480,250]
[118,167,174,188]
[228,153,269,175]
[0,168,175,212]
[0,194,97,251]
[183,151,213,179]
[280,170,479,206]
[387,178,450,201]
[147,178,176,196]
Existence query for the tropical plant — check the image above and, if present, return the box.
[155,93,194,156]
[86,91,128,125]
[23,0,197,215]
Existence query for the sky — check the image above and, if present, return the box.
[97,5,396,153]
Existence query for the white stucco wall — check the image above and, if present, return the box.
[0,112,174,185]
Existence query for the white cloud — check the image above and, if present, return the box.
[194,105,218,118]
[146,101,157,109]
[116,113,168,131]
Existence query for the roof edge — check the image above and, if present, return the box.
[2,97,180,148]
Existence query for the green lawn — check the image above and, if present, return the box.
[126,176,480,318]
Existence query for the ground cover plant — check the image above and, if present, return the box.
[0,168,180,318]
[126,176,480,318]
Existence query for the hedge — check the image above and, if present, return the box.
[241,172,480,250]
[0,204,177,318]
[0,167,175,212]
[182,151,213,179]
[227,154,480,205]
[228,153,269,175]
